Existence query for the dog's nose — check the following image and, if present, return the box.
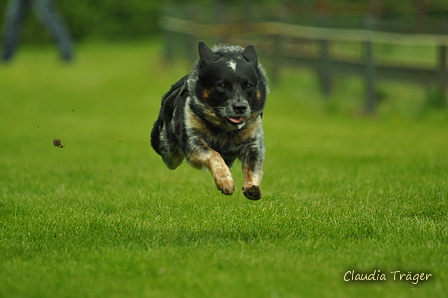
[233,104,247,114]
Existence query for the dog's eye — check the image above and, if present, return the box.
[217,83,227,90]
[245,83,254,90]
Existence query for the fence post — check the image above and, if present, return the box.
[213,1,230,44]
[185,4,198,62]
[437,45,447,108]
[317,0,332,97]
[364,40,376,114]
[363,3,378,114]
[270,34,283,84]
[318,38,332,97]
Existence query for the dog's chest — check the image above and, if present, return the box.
[191,115,261,152]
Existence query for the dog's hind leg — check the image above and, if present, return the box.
[162,145,184,170]
[151,125,184,170]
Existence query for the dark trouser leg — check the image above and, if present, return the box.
[32,0,74,61]
[1,0,31,62]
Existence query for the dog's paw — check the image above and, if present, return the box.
[243,185,261,200]
[215,176,235,195]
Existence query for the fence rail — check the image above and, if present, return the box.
[160,15,448,113]
[161,16,448,46]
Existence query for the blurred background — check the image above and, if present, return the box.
[2,3,448,297]
[2,0,448,116]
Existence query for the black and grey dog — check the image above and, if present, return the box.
[151,41,268,200]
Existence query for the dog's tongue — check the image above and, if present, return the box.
[229,117,244,124]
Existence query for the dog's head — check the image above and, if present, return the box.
[188,42,268,131]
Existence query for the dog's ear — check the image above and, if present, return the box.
[242,45,258,65]
[198,41,217,62]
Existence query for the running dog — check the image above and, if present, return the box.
[151,41,268,200]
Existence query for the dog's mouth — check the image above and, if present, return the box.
[228,117,244,124]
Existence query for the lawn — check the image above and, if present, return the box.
[0,39,447,298]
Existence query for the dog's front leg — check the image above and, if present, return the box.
[186,142,234,195]
[241,147,264,200]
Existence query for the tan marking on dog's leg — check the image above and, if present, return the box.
[242,163,263,200]
[187,148,234,195]
[209,151,234,195]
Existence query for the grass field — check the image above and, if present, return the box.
[1,39,447,298]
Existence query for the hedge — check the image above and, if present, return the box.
[0,0,164,43]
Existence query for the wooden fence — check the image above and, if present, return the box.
[160,6,448,113]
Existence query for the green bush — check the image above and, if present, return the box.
[0,0,164,43]
[59,0,164,40]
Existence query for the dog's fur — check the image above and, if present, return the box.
[151,41,268,200]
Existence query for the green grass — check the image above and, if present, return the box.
[1,39,447,298]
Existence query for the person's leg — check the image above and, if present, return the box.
[1,0,31,62]
[32,0,74,61]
